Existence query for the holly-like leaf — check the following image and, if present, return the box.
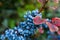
[33,16,46,25]
[46,22,59,32]
[52,17,60,27]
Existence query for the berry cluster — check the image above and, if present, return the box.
[0,9,60,40]
[0,9,42,40]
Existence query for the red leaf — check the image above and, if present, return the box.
[57,30,60,35]
[33,16,46,25]
[52,17,60,27]
[46,22,59,32]
[38,27,44,34]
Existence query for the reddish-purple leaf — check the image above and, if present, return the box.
[52,17,60,27]
[46,22,59,32]
[38,27,44,34]
[57,29,60,35]
[33,16,46,25]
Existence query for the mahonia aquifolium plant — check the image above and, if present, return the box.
[0,9,60,40]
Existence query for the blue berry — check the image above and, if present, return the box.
[0,9,43,40]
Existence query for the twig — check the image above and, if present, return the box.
[39,0,48,13]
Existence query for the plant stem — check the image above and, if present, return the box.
[39,0,48,13]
